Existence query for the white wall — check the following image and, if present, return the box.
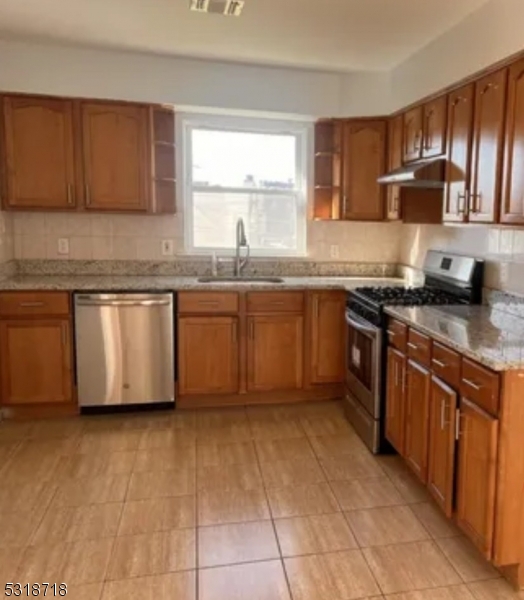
[0,38,392,118]
[391,0,524,109]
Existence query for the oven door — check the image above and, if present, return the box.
[345,309,382,419]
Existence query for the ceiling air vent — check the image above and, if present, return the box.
[190,0,245,16]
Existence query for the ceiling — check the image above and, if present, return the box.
[0,0,491,72]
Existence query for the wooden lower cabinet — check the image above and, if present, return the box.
[385,347,406,454]
[247,314,303,392]
[427,376,457,517]
[0,319,73,404]
[178,316,239,395]
[456,397,499,559]
[309,291,345,384]
[404,359,431,482]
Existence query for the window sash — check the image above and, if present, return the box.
[181,114,310,257]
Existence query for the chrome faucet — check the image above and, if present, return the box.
[234,218,250,277]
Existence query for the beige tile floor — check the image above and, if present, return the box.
[0,401,522,600]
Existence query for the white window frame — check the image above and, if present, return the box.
[180,112,310,257]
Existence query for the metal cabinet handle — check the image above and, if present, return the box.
[455,409,463,440]
[249,319,255,339]
[198,301,220,306]
[463,378,482,391]
[85,184,91,206]
[407,342,418,350]
[457,191,469,215]
[67,183,74,205]
[387,330,396,338]
[432,358,446,368]
[61,322,68,348]
[314,297,320,320]
[470,192,482,214]
[232,320,238,344]
[19,302,45,308]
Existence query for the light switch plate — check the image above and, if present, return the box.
[58,238,69,255]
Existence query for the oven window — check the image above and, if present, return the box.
[347,327,374,393]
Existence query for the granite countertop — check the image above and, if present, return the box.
[0,275,405,292]
[385,304,524,371]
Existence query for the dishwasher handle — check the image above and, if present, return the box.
[76,299,172,307]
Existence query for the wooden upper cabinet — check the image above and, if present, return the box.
[422,95,447,158]
[81,102,150,211]
[308,291,345,385]
[387,115,403,220]
[404,359,431,483]
[0,319,73,405]
[178,316,239,396]
[501,58,524,224]
[444,84,475,223]
[342,120,386,221]
[3,96,77,210]
[469,69,508,224]
[456,398,498,559]
[427,376,457,517]
[247,314,303,392]
[385,347,406,455]
[403,106,423,163]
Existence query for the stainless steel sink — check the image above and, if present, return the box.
[197,276,284,284]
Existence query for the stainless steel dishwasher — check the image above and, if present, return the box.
[74,293,175,407]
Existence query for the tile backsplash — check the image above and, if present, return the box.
[400,224,524,295]
[9,212,403,264]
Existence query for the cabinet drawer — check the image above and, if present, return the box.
[387,318,407,351]
[0,292,70,317]
[178,292,239,314]
[407,329,431,367]
[431,342,461,389]
[460,358,500,416]
[247,292,304,313]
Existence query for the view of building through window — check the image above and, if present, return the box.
[184,120,307,255]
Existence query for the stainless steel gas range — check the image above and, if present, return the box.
[343,250,484,454]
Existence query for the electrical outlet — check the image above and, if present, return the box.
[58,238,69,255]
[161,239,174,256]
[330,244,339,259]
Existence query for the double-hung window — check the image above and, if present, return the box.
[182,114,309,256]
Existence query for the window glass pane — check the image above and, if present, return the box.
[193,191,298,251]
[192,129,296,190]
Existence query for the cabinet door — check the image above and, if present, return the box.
[387,115,403,220]
[178,316,239,395]
[469,69,507,224]
[456,398,498,559]
[247,315,303,392]
[422,96,447,158]
[403,106,423,163]
[0,319,72,405]
[427,376,457,517]
[404,360,431,482]
[444,84,475,223]
[3,96,76,209]
[309,291,345,384]
[501,58,524,224]
[342,120,386,221]
[385,347,406,455]
[81,102,149,211]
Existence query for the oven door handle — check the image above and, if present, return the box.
[345,310,380,337]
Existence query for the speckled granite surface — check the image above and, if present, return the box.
[0,275,405,292]
[15,259,398,278]
[385,304,524,371]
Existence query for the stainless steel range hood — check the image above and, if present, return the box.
[377,157,446,189]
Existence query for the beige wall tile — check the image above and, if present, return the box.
[20,234,46,259]
[70,236,93,259]
[112,236,138,260]
[92,236,114,259]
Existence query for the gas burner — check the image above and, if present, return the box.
[353,286,459,308]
